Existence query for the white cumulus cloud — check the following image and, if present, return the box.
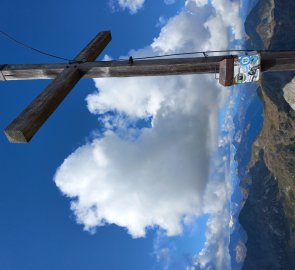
[56,73,221,237]
[111,0,145,13]
[55,1,244,268]
[186,0,208,7]
[193,176,232,270]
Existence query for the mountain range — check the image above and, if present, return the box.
[235,0,295,269]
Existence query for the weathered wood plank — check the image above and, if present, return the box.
[4,66,81,143]
[4,31,111,143]
[260,51,295,59]
[74,31,111,62]
[0,56,229,80]
[259,52,295,72]
[261,57,295,72]
[1,63,65,80]
[81,56,223,78]
[0,65,7,80]
[2,52,295,81]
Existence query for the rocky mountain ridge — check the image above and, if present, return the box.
[237,0,295,269]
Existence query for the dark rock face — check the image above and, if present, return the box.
[237,0,295,269]
[269,0,295,51]
[244,0,274,49]
[239,151,294,270]
[255,77,295,245]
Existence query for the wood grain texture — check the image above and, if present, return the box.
[4,50,295,143]
[2,52,295,81]
[0,56,229,80]
[4,31,111,143]
[74,31,111,62]
[4,66,81,143]
[260,52,295,72]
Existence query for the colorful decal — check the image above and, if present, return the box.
[233,52,261,84]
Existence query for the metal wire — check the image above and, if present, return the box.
[0,29,72,62]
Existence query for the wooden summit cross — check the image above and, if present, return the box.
[2,30,295,143]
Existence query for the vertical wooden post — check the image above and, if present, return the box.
[4,31,111,143]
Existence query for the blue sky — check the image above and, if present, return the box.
[0,1,253,269]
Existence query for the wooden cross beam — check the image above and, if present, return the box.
[0,56,226,80]
[2,52,295,81]
[4,31,111,143]
[2,29,295,144]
